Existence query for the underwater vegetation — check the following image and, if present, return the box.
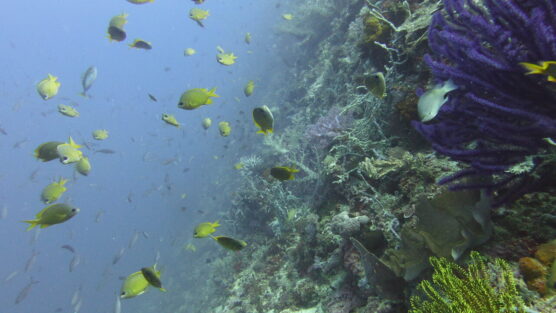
[412,0,556,206]
[409,251,526,313]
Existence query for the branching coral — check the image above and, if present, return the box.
[412,0,556,206]
[409,251,526,313]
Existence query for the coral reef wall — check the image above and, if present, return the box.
[172,1,556,313]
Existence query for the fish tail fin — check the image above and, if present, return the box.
[213,220,220,227]
[519,62,543,75]
[207,88,219,97]
[23,220,38,231]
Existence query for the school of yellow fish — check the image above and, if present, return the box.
[18,0,300,308]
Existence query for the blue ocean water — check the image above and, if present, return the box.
[0,1,283,312]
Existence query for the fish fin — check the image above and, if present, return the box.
[40,224,50,229]
[520,62,544,74]
[23,220,38,231]
[68,137,82,149]
[79,92,89,98]
[206,99,212,105]
[548,76,556,83]
[212,220,220,227]
[268,128,273,134]
[159,287,167,292]
[196,20,204,27]
[256,130,266,135]
[207,88,219,97]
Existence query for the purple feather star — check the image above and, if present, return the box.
[412,0,556,206]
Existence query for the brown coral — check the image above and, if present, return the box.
[535,240,556,266]
[519,257,547,280]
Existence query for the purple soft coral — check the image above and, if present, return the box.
[412,0,556,206]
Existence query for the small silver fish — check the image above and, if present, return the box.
[80,66,98,98]
[4,270,19,283]
[13,138,28,149]
[29,228,41,245]
[73,297,83,313]
[15,278,39,304]
[154,251,161,265]
[112,248,126,265]
[25,250,39,273]
[94,148,116,154]
[128,231,140,249]
[114,295,122,313]
[69,254,81,272]
[71,286,82,307]
[28,168,39,181]
[61,244,75,253]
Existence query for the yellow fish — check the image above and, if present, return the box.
[245,32,251,44]
[270,166,299,181]
[37,74,61,100]
[234,162,244,170]
[193,221,220,238]
[282,14,294,20]
[92,129,109,140]
[120,265,165,299]
[34,141,64,162]
[162,113,180,127]
[218,121,231,137]
[244,80,255,97]
[129,39,152,50]
[520,61,556,82]
[216,46,237,66]
[184,48,196,56]
[126,0,154,4]
[107,13,128,42]
[212,236,247,251]
[23,203,79,231]
[41,178,68,204]
[178,88,219,110]
[202,117,212,130]
[75,156,91,176]
[58,104,79,117]
[365,72,386,99]
[252,105,274,135]
[189,8,209,27]
[56,137,83,164]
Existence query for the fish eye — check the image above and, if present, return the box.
[120,291,126,296]
[163,114,168,118]
[71,208,77,212]
[63,156,68,161]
